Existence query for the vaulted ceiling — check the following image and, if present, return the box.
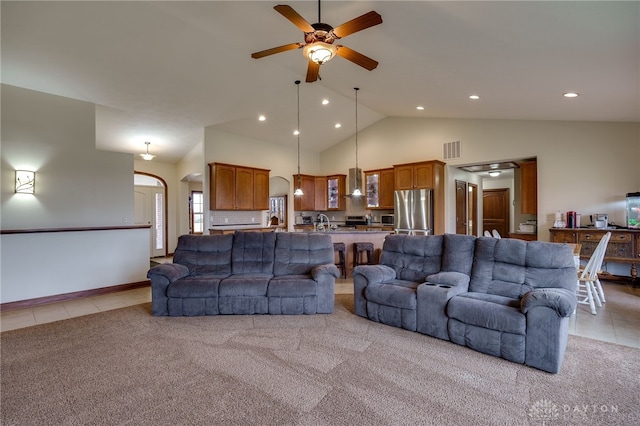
[2,1,638,163]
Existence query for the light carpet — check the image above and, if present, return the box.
[1,295,638,425]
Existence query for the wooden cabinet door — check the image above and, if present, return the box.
[520,160,537,214]
[314,176,328,211]
[413,162,433,188]
[213,164,236,210]
[365,171,380,208]
[379,168,395,209]
[394,165,415,190]
[234,166,254,210]
[253,169,270,210]
[293,175,316,211]
[327,175,345,210]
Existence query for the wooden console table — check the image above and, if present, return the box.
[549,228,639,285]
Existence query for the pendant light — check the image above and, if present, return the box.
[293,80,304,196]
[351,87,362,197]
[140,141,155,161]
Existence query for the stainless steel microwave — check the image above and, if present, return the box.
[380,214,394,225]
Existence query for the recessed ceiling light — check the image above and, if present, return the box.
[258,115,266,121]
[488,171,501,177]
[293,130,299,136]
[322,99,330,105]
[469,95,480,100]
[334,123,342,128]
[563,92,579,98]
[416,106,425,111]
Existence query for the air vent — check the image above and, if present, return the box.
[443,140,461,160]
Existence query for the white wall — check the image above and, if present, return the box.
[1,85,148,303]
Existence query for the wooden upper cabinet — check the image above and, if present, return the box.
[314,176,328,211]
[253,168,270,210]
[210,163,270,210]
[293,174,316,211]
[394,161,440,190]
[327,174,346,210]
[520,160,537,214]
[365,168,394,209]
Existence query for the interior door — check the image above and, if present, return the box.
[483,188,510,238]
[135,185,166,257]
[455,180,467,234]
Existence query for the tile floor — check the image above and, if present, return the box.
[2,274,639,350]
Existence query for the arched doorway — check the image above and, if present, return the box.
[134,172,168,258]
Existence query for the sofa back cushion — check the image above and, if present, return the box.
[442,234,476,275]
[379,235,444,281]
[274,233,333,276]
[173,234,233,276]
[232,231,276,274]
[470,237,576,298]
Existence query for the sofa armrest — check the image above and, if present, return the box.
[147,263,189,283]
[425,271,470,290]
[521,288,577,317]
[353,265,397,285]
[311,264,340,280]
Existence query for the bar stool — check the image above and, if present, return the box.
[333,242,347,278]
[354,242,374,267]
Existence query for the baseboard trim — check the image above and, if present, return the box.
[0,281,150,312]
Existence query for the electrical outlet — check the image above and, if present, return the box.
[251,217,255,222]
[122,217,128,223]
[224,218,228,223]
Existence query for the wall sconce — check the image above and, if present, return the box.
[15,170,35,194]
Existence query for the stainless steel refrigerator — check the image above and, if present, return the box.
[394,189,434,235]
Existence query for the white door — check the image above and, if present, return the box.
[134,185,165,257]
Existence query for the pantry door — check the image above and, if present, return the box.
[483,188,510,238]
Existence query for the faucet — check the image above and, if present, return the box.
[317,214,330,232]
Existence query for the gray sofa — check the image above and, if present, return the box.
[148,231,339,316]
[353,234,577,373]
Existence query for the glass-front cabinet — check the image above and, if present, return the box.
[327,174,346,210]
[364,168,394,209]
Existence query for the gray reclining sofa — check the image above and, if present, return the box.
[353,234,577,373]
[149,231,339,316]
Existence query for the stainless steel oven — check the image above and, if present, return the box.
[380,214,394,225]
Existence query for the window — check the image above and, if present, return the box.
[191,191,204,234]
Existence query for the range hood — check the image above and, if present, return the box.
[347,168,363,196]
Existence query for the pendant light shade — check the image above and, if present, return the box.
[140,141,155,161]
[294,80,304,196]
[351,87,362,197]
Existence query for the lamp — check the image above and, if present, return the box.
[140,141,155,161]
[303,42,337,65]
[351,87,362,197]
[15,170,35,194]
[293,80,304,196]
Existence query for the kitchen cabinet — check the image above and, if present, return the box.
[314,176,328,211]
[327,174,346,210]
[293,174,316,211]
[210,163,270,210]
[394,160,446,234]
[520,160,537,214]
[364,168,394,209]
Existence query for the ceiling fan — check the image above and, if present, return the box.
[251,1,383,82]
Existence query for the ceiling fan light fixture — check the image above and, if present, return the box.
[303,42,337,65]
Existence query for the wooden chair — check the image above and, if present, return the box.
[577,232,611,315]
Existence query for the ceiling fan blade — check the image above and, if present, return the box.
[251,43,303,59]
[306,61,320,83]
[332,11,382,38]
[274,5,315,33]
[336,46,378,71]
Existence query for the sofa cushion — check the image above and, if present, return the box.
[379,235,444,282]
[173,234,233,276]
[219,274,271,296]
[364,280,419,310]
[447,293,526,335]
[268,275,317,297]
[167,276,221,298]
[441,234,476,274]
[232,231,276,274]
[273,233,333,276]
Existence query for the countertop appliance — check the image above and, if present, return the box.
[345,215,368,226]
[394,189,433,235]
[380,214,394,225]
